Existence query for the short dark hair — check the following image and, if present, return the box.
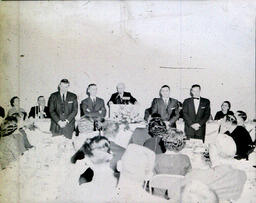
[37,96,44,101]
[161,85,170,90]
[222,101,231,110]
[88,83,97,88]
[236,110,247,121]
[60,79,70,84]
[191,84,201,90]
[10,96,19,107]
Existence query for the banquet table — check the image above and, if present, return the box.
[0,119,255,203]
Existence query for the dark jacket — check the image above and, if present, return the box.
[80,97,106,120]
[183,97,211,142]
[28,106,50,118]
[108,92,137,105]
[48,91,78,139]
[151,97,180,127]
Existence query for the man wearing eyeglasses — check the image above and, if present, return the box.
[182,84,211,143]
[48,79,78,139]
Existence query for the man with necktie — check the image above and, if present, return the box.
[108,83,137,105]
[80,83,106,120]
[48,79,78,139]
[182,84,211,142]
[150,85,180,128]
[28,96,50,119]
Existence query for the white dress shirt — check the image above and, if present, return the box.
[193,97,200,114]
[163,98,169,106]
[60,92,67,102]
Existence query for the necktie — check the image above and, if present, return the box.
[62,94,65,102]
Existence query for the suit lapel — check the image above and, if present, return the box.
[190,98,196,117]
[196,98,203,117]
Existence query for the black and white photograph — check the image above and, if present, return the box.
[0,0,255,202]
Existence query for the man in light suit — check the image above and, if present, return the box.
[80,84,106,120]
[48,79,78,139]
[108,83,137,106]
[183,84,211,143]
[151,85,180,128]
[28,96,50,119]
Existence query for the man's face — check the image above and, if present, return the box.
[13,98,20,107]
[191,87,200,98]
[160,87,170,98]
[221,102,229,112]
[89,85,97,97]
[38,97,46,106]
[59,82,69,93]
[117,84,125,94]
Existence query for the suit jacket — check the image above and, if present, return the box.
[28,106,50,118]
[151,97,179,127]
[129,127,151,146]
[80,97,106,120]
[182,97,210,142]
[108,92,137,105]
[48,91,78,139]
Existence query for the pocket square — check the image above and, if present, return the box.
[201,106,206,109]
[68,101,73,104]
[171,107,175,110]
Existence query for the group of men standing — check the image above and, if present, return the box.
[32,79,211,142]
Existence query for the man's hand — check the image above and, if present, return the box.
[191,123,200,131]
[99,110,102,114]
[58,120,66,128]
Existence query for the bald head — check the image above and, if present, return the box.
[116,83,125,94]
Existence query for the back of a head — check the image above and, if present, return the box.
[120,144,155,182]
[148,117,167,138]
[162,129,186,152]
[236,110,247,122]
[181,180,219,203]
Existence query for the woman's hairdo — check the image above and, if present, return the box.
[162,129,187,152]
[236,110,247,121]
[10,96,19,107]
[148,117,167,137]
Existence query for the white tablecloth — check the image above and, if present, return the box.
[0,120,255,203]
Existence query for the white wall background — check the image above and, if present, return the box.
[0,0,255,119]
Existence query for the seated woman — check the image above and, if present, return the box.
[214,101,234,120]
[143,116,167,154]
[111,144,168,203]
[183,164,246,202]
[154,129,191,176]
[7,96,27,120]
[71,135,113,184]
[0,115,33,170]
[223,113,253,159]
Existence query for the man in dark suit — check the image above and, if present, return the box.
[80,84,106,120]
[48,79,78,139]
[183,84,211,143]
[151,85,180,128]
[28,96,50,119]
[108,82,137,105]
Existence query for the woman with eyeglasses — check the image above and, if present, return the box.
[223,112,253,159]
[214,101,234,121]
